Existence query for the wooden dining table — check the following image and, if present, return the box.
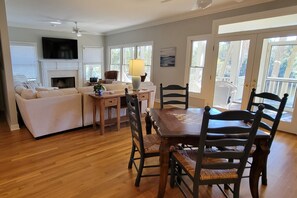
[145,108,270,198]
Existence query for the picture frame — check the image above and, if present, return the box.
[160,47,176,67]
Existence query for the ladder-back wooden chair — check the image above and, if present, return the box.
[160,83,189,109]
[170,105,264,198]
[125,88,160,186]
[246,88,288,184]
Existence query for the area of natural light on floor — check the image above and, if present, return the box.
[218,14,297,34]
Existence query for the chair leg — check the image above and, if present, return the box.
[262,165,268,185]
[170,157,176,188]
[135,156,144,187]
[225,158,234,190]
[128,144,135,169]
[233,182,240,198]
[193,183,199,198]
[177,165,182,185]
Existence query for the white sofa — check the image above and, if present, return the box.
[15,88,83,138]
[14,80,156,138]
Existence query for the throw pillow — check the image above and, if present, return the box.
[15,85,27,95]
[23,81,41,89]
[21,89,37,99]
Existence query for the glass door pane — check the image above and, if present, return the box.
[213,40,250,110]
[256,35,297,133]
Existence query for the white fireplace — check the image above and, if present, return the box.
[40,60,83,88]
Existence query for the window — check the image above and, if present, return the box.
[108,42,153,82]
[10,42,38,81]
[83,46,103,82]
[188,40,207,93]
[122,47,134,82]
[137,45,152,81]
[110,48,121,72]
[185,35,212,97]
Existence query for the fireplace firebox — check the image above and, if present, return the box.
[51,77,75,88]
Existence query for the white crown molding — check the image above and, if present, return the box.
[104,0,275,35]
[8,23,102,36]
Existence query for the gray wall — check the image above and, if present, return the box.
[105,0,297,105]
[8,27,104,61]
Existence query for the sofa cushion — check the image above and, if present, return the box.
[37,90,65,98]
[35,87,57,91]
[103,83,131,91]
[77,86,93,93]
[21,89,37,99]
[60,88,78,95]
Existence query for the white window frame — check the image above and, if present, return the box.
[82,46,104,84]
[10,41,39,82]
[184,35,213,99]
[107,41,153,82]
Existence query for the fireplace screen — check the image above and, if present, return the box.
[51,77,75,88]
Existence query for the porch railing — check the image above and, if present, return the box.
[264,77,297,109]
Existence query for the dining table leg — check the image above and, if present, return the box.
[145,110,152,134]
[158,137,170,198]
[250,139,270,198]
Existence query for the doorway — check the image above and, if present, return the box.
[211,30,297,134]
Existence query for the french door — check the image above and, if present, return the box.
[252,30,297,134]
[211,35,257,111]
[210,30,297,134]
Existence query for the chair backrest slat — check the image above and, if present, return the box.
[204,152,245,159]
[163,93,187,98]
[208,126,251,134]
[160,83,189,109]
[251,102,278,112]
[205,139,247,147]
[247,88,288,148]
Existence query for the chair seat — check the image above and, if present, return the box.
[134,134,160,154]
[173,150,238,181]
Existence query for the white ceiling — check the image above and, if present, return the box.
[5,0,274,35]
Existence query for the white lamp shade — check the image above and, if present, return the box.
[129,59,145,76]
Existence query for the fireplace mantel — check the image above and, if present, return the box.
[39,59,83,87]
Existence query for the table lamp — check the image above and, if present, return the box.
[129,59,145,91]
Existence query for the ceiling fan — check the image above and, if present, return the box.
[72,21,84,37]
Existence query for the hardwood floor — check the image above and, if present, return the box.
[0,114,296,198]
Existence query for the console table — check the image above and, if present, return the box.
[89,89,152,134]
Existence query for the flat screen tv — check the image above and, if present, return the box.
[42,37,78,59]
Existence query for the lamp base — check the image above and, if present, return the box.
[132,76,141,91]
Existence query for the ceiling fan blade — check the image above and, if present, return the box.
[161,0,172,3]
[196,0,212,9]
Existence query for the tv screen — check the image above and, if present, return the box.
[42,37,78,59]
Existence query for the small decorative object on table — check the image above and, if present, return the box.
[93,83,106,96]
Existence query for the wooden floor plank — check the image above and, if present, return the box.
[0,113,296,198]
